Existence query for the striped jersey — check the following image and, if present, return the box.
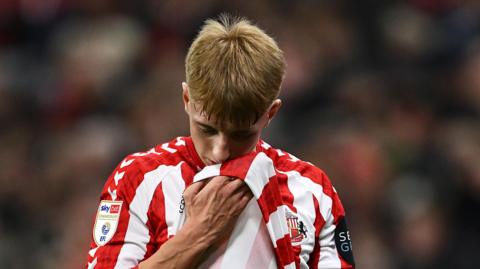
[86,136,355,269]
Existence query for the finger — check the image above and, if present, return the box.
[230,191,254,215]
[241,188,253,200]
[210,175,232,184]
[184,180,207,198]
[222,179,248,194]
[198,176,231,194]
[238,191,253,208]
[229,186,252,205]
[246,190,253,199]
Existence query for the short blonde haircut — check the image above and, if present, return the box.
[185,14,286,126]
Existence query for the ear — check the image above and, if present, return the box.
[266,99,282,126]
[182,82,190,113]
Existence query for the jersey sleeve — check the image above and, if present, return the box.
[85,155,155,269]
[304,168,355,269]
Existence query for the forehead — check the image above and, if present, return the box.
[190,102,259,131]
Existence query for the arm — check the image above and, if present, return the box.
[86,157,146,269]
[138,221,213,269]
[298,166,355,269]
[139,176,253,269]
[314,181,355,269]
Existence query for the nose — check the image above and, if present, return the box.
[211,134,230,163]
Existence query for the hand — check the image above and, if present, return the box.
[138,177,253,269]
[182,176,253,245]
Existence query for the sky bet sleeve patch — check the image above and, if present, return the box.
[93,200,123,246]
[334,217,355,266]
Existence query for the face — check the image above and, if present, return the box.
[182,83,281,165]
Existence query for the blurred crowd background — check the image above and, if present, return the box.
[1,0,479,268]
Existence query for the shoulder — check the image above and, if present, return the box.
[260,141,347,223]
[128,137,189,170]
[259,140,343,213]
[99,137,189,202]
[259,140,331,186]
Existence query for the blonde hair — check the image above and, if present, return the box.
[185,14,286,125]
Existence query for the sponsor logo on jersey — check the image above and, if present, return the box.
[100,204,110,213]
[334,217,355,266]
[101,222,111,235]
[178,195,185,214]
[110,204,120,214]
[93,200,123,246]
[286,210,308,245]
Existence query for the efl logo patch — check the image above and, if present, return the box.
[93,200,123,246]
[286,210,308,245]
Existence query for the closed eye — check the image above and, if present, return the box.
[198,123,218,135]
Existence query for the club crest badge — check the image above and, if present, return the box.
[93,200,122,246]
[286,210,308,245]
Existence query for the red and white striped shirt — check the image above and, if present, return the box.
[86,137,355,269]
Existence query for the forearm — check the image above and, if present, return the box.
[138,221,212,269]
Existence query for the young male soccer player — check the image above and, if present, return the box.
[86,14,355,269]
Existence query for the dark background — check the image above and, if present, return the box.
[1,0,479,268]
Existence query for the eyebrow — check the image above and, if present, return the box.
[195,120,253,134]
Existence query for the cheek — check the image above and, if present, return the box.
[191,132,210,151]
[230,137,260,155]
[199,138,213,154]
